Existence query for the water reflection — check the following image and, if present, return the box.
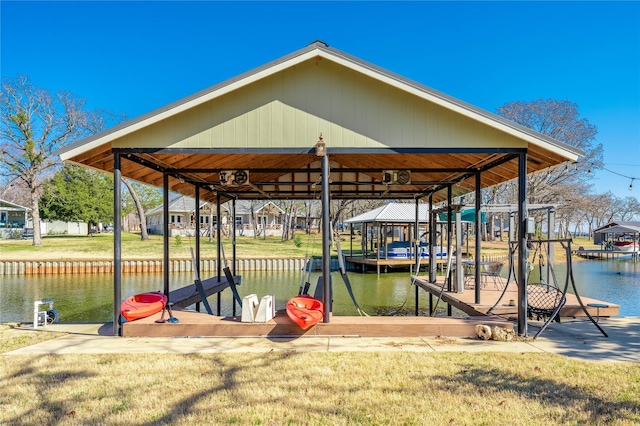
[1,259,638,322]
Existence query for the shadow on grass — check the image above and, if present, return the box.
[2,361,96,425]
[432,365,640,424]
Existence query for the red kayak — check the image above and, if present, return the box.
[286,295,324,330]
[121,291,168,322]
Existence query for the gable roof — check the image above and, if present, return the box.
[55,41,584,204]
[345,203,430,224]
[0,199,31,211]
[230,200,284,216]
[594,221,640,234]
[146,195,213,216]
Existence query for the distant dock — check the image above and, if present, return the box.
[573,248,639,261]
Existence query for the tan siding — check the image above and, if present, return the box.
[112,57,527,151]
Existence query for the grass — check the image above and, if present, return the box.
[0,232,327,260]
[0,324,67,353]
[0,232,597,262]
[0,329,639,425]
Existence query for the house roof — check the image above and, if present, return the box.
[55,41,584,205]
[231,200,284,216]
[146,197,284,217]
[146,195,212,216]
[0,199,31,211]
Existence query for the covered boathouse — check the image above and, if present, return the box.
[54,41,584,337]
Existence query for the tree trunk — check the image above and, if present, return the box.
[30,187,42,246]
[208,202,214,242]
[291,204,298,240]
[122,179,149,240]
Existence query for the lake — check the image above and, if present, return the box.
[1,259,638,323]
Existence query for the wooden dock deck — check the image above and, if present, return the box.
[122,309,513,338]
[346,256,447,274]
[412,276,620,319]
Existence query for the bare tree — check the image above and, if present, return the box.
[494,99,603,206]
[0,76,104,245]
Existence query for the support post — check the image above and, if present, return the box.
[163,174,170,297]
[216,192,222,315]
[518,152,528,336]
[415,199,420,316]
[547,207,555,285]
[321,154,331,322]
[232,198,237,316]
[414,199,420,273]
[447,185,453,316]
[455,207,463,293]
[113,153,122,336]
[195,185,201,284]
[475,172,481,304]
[429,193,436,283]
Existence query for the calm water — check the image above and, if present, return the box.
[1,259,638,322]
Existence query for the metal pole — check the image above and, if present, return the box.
[447,185,452,292]
[195,185,201,283]
[447,185,453,316]
[414,199,420,272]
[113,153,122,336]
[429,193,436,283]
[232,198,237,316]
[547,207,555,285]
[216,192,222,315]
[163,174,170,298]
[475,172,481,304]
[415,199,420,316]
[455,207,463,293]
[321,154,332,322]
[518,152,528,336]
[195,185,201,312]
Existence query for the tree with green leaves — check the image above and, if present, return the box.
[0,76,105,245]
[40,164,113,232]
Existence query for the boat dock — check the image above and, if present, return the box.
[573,249,639,261]
[345,256,448,274]
[121,309,513,338]
[411,275,619,319]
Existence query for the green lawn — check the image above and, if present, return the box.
[0,232,338,261]
[0,232,596,262]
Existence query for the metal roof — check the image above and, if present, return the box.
[345,203,431,224]
[54,41,585,205]
[594,222,640,234]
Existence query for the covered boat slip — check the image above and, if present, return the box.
[55,41,585,337]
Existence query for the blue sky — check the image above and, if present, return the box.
[2,1,639,199]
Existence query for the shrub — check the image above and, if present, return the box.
[293,234,303,248]
[174,234,182,246]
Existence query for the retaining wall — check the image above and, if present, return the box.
[0,258,306,275]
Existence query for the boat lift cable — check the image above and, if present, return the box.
[430,247,454,317]
[335,236,369,316]
[299,195,318,296]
